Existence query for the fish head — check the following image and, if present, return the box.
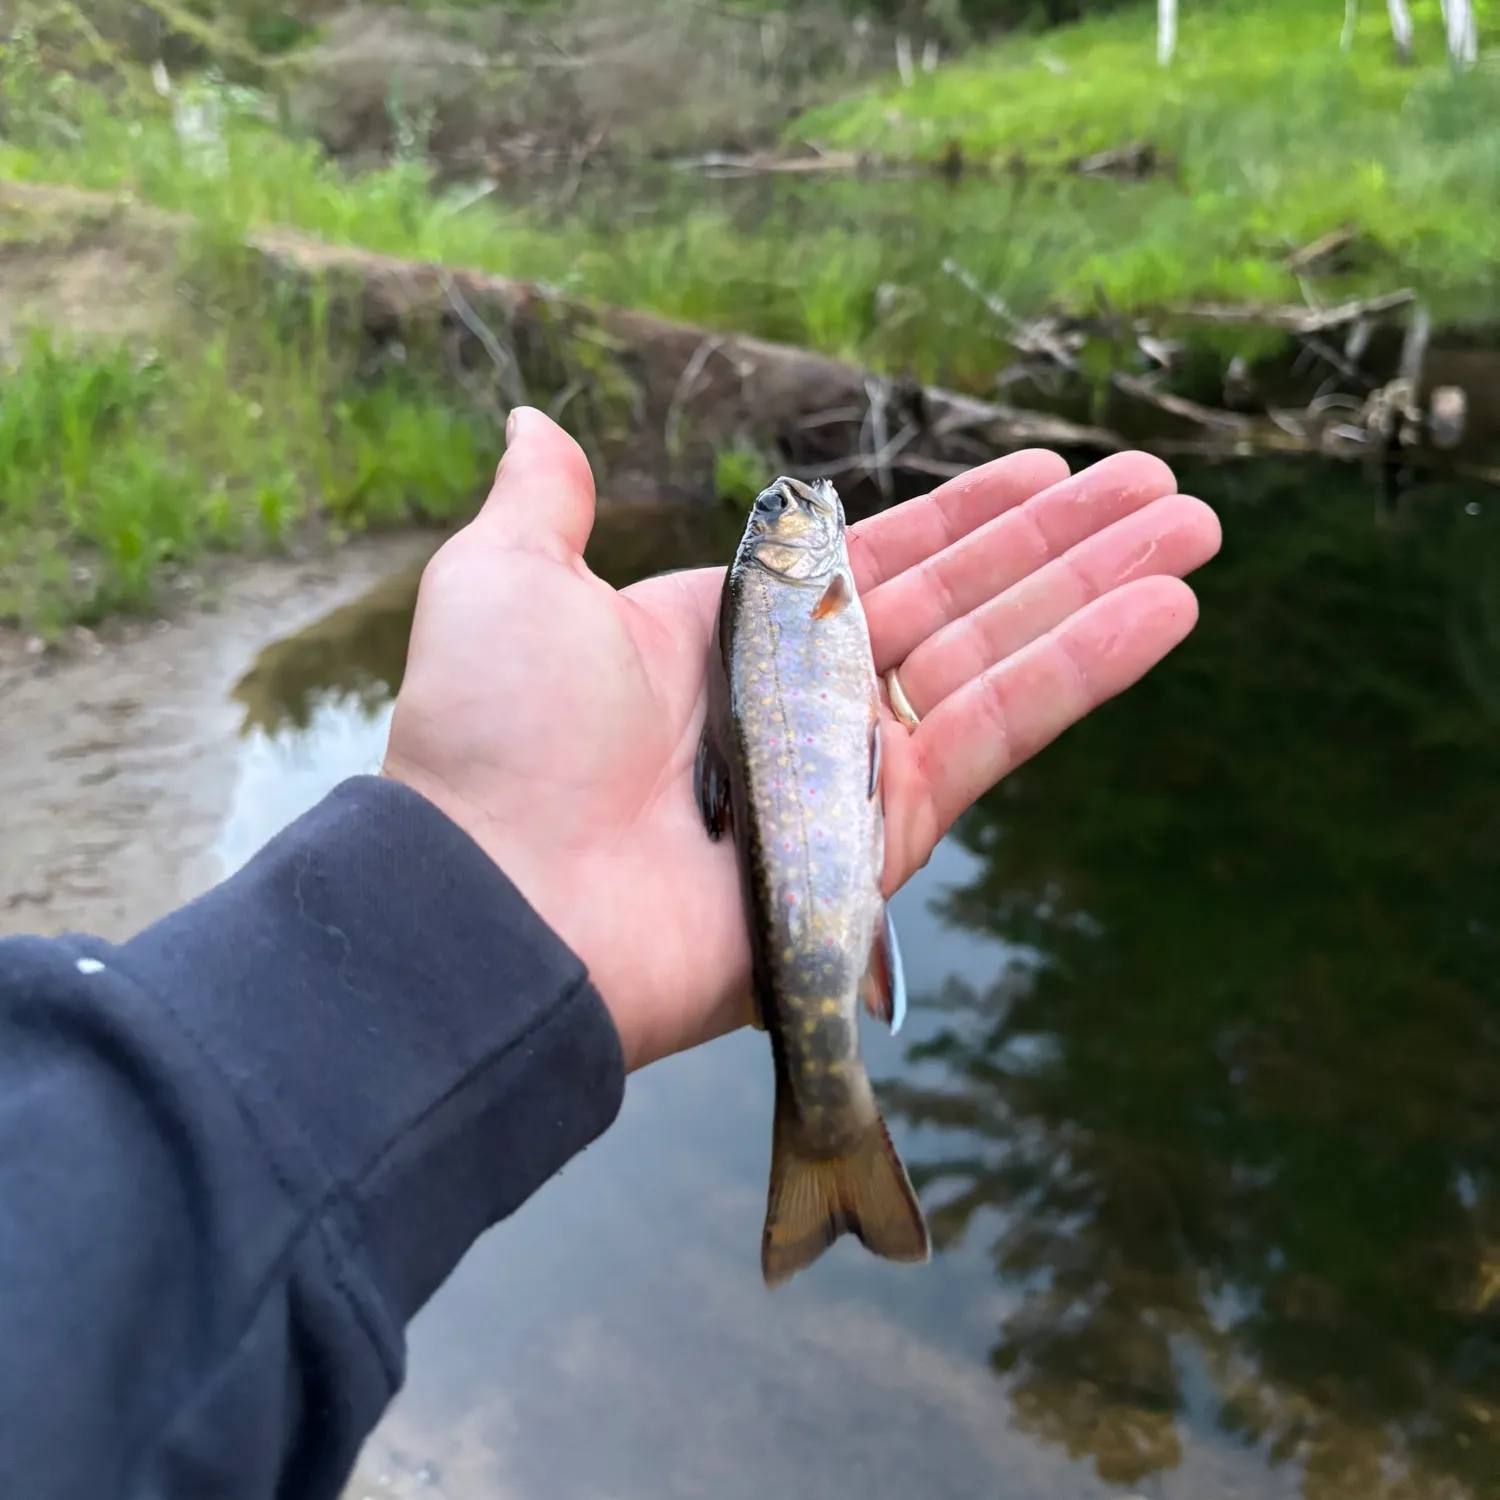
[742,476,847,583]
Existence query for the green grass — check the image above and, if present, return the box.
[713,438,776,506]
[0,315,496,632]
[6,67,1494,406]
[8,25,1500,393]
[3,0,1498,378]
[794,0,1500,312]
[1,0,1498,628]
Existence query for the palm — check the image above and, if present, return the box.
[386,412,1221,1071]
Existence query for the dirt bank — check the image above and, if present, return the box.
[0,532,435,943]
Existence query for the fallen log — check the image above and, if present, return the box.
[245,216,1129,503]
[0,181,1488,510]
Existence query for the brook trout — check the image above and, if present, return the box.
[695,475,932,1287]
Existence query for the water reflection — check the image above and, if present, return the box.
[881,460,1500,1499]
[219,464,1500,1500]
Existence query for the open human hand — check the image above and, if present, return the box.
[383,408,1221,1071]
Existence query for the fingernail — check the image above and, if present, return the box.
[505,405,538,447]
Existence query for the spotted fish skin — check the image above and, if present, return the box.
[695,475,930,1287]
[726,544,882,1152]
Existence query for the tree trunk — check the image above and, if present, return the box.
[1440,0,1478,68]
[1387,0,1414,62]
[1157,0,1178,65]
[1341,0,1359,51]
[894,32,914,86]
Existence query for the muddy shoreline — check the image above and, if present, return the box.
[0,532,436,944]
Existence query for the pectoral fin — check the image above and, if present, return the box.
[860,903,908,1034]
[694,725,732,840]
[811,571,853,620]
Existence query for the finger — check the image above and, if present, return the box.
[470,406,598,561]
[846,449,1072,593]
[900,575,1200,857]
[894,494,1220,718]
[864,451,1179,670]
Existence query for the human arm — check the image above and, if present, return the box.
[0,410,1220,1497]
[0,775,623,1499]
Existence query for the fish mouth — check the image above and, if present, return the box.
[749,476,843,541]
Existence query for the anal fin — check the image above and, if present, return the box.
[860,903,909,1034]
[761,1077,930,1287]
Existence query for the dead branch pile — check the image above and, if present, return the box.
[940,258,1479,476]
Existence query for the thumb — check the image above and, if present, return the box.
[473,406,598,561]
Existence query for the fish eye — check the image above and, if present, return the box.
[758,487,791,515]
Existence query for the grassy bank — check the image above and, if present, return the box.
[4,0,1497,361]
[4,75,1494,397]
[0,300,494,633]
[796,0,1500,312]
[1,0,1496,630]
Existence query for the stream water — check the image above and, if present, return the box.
[208,457,1500,1500]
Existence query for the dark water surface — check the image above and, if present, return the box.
[219,461,1500,1500]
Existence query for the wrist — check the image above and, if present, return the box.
[378,757,643,1070]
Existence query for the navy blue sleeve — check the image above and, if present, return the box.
[0,775,625,1499]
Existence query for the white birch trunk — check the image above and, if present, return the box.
[895,32,914,87]
[1341,0,1359,51]
[1157,0,1178,66]
[1387,0,1414,61]
[1440,0,1478,68]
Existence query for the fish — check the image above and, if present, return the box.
[694,474,932,1288]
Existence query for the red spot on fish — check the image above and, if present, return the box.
[783,838,793,852]
[825,937,838,950]
[786,892,798,904]
[805,735,815,745]
[820,692,828,700]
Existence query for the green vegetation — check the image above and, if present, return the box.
[0,316,494,632]
[712,439,775,507]
[7,1,1497,356]
[0,0,1495,629]
[798,0,1500,311]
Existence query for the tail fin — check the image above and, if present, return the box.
[761,1079,930,1287]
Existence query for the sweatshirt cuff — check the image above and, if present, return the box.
[114,774,626,1322]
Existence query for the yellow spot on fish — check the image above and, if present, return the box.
[821,999,840,1016]
[803,1017,818,1034]
[826,1061,845,1078]
[781,945,795,962]
[802,1057,822,1078]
